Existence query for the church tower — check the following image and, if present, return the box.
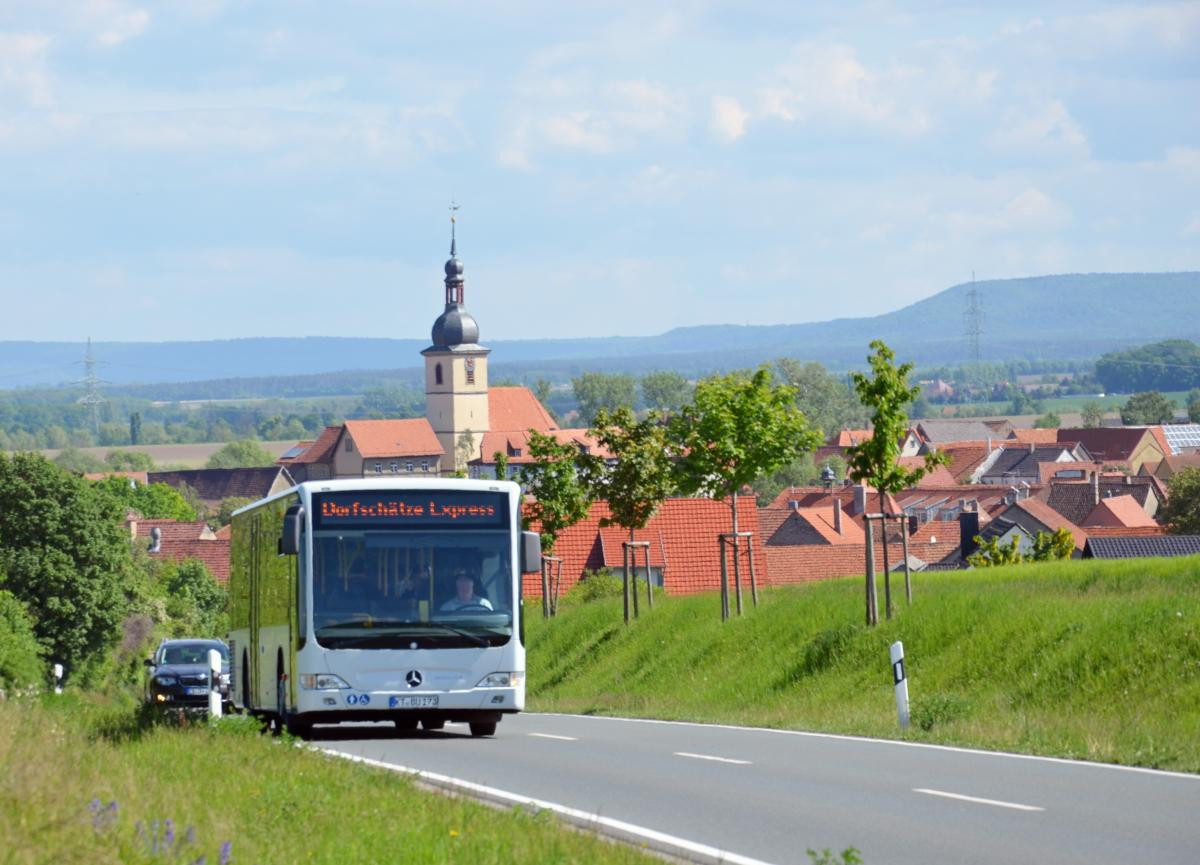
[422,212,490,474]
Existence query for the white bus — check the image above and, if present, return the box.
[228,478,539,738]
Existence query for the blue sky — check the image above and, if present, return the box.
[1,1,1197,342]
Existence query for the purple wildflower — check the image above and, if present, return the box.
[164,818,175,850]
[186,826,196,845]
[190,858,206,865]
[219,839,232,865]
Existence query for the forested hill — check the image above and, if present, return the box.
[3,271,1198,389]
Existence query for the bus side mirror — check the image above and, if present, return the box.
[281,506,304,556]
[520,531,542,573]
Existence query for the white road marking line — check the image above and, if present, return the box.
[537,713,1200,781]
[321,748,777,865]
[914,788,1044,812]
[675,751,751,765]
[528,732,578,741]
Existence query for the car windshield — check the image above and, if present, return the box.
[312,530,513,649]
[161,644,227,665]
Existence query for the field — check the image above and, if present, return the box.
[38,440,300,469]
[0,697,654,865]
[526,556,1200,772]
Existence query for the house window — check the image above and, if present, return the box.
[435,363,443,385]
[405,461,414,472]
[344,437,352,452]
[421,460,429,473]
[389,462,398,474]
[374,462,382,474]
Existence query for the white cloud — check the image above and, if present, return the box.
[78,0,150,46]
[710,95,748,142]
[0,33,54,108]
[991,99,1089,158]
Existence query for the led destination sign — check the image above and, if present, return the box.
[312,491,508,529]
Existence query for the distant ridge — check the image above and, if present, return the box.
[2,272,1197,391]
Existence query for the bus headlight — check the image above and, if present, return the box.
[299,674,350,690]
[477,672,523,688]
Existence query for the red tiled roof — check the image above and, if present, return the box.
[1056,427,1159,464]
[1082,494,1158,528]
[1008,428,1060,444]
[475,428,610,465]
[344,419,444,459]
[214,523,232,540]
[1147,426,1172,460]
[488,386,558,434]
[1081,525,1168,538]
[284,426,342,465]
[165,539,231,584]
[524,497,764,597]
[830,429,873,447]
[1009,498,1088,551]
[896,457,958,487]
[128,518,230,584]
[275,440,315,464]
[1037,461,1097,484]
[130,519,213,543]
[928,444,992,482]
[84,471,150,484]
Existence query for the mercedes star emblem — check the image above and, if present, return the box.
[405,670,423,688]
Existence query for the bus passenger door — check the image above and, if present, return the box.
[249,515,261,709]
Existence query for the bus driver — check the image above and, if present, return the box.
[440,564,493,611]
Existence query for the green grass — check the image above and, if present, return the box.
[0,696,655,865]
[527,557,1200,772]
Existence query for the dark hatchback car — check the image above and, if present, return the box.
[145,639,231,712]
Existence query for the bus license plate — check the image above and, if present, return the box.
[185,687,208,696]
[391,696,438,708]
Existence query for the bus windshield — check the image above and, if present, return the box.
[311,530,513,649]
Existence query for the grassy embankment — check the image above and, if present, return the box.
[0,697,654,865]
[527,557,1200,772]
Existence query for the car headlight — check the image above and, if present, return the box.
[476,672,523,688]
[299,673,350,690]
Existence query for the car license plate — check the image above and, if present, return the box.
[390,695,438,708]
[185,687,208,696]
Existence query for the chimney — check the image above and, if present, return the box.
[1092,471,1100,506]
[1124,475,1131,486]
[854,483,867,516]
[959,510,980,560]
[1029,441,1035,453]
[833,499,843,534]
[148,526,162,554]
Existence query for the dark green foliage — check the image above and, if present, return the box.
[774,358,866,437]
[1120,390,1177,425]
[520,431,593,554]
[92,477,198,521]
[52,447,106,474]
[0,453,130,681]
[355,385,421,419]
[587,406,676,534]
[969,529,1073,566]
[1161,467,1200,535]
[1081,401,1105,428]
[1096,339,1200,392]
[640,371,691,419]
[571,372,637,426]
[161,560,228,638]
[128,412,141,446]
[205,439,276,469]
[214,496,254,528]
[846,341,947,506]
[104,450,155,471]
[1187,388,1200,423]
[561,570,624,604]
[0,589,44,690]
[1033,411,1061,429]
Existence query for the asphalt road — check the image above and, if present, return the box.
[314,713,1200,865]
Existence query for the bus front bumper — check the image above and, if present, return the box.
[296,686,522,716]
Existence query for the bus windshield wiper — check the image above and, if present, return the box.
[419,622,491,647]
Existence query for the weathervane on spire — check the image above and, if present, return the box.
[449,199,460,256]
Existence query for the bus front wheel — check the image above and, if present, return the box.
[421,718,445,732]
[469,721,497,737]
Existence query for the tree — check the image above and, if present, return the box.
[774,359,866,438]
[0,589,44,690]
[1160,467,1200,535]
[105,449,155,471]
[52,447,106,474]
[520,431,594,616]
[640,371,691,420]
[205,439,276,469]
[587,407,677,617]
[968,528,1073,567]
[1095,339,1200,393]
[1120,391,1177,425]
[1187,389,1200,424]
[215,496,255,528]
[846,341,948,621]
[572,372,637,426]
[129,412,142,446]
[92,477,198,522]
[493,450,509,480]
[1030,528,1074,561]
[161,559,228,638]
[454,429,476,476]
[1033,411,1061,429]
[1081,401,1105,428]
[0,453,131,681]
[669,366,819,614]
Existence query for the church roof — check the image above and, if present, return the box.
[487,386,559,433]
[343,419,445,458]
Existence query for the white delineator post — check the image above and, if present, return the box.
[890,641,909,729]
[208,649,223,718]
[52,663,64,695]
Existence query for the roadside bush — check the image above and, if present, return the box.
[910,693,971,732]
[0,589,43,691]
[561,570,624,604]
